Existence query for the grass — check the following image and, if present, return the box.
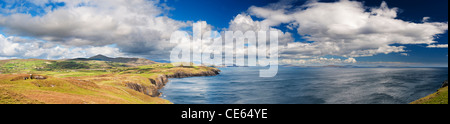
[0,74,172,104]
[0,59,218,104]
[42,70,110,78]
[0,88,44,104]
[0,59,47,73]
[411,86,448,104]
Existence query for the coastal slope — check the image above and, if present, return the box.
[0,56,220,104]
[411,80,448,104]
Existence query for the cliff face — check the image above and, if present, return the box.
[0,57,215,104]
[442,80,448,88]
[166,68,221,78]
[127,68,221,97]
[149,75,169,97]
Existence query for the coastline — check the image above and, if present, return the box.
[129,68,221,97]
[0,67,221,104]
[411,80,448,104]
[160,67,448,104]
[0,57,222,104]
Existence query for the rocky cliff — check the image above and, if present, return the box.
[442,80,448,88]
[166,68,221,78]
[127,68,221,97]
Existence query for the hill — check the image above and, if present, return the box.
[71,54,158,67]
[0,55,220,104]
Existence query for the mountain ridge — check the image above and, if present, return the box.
[71,54,158,66]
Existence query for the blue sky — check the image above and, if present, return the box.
[166,0,448,28]
[0,0,448,67]
[164,0,448,66]
[164,0,280,28]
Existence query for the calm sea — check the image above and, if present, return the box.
[160,67,448,104]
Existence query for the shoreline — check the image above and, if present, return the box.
[411,80,448,104]
[0,57,222,104]
[127,68,221,98]
[0,68,221,104]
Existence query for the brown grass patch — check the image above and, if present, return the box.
[22,90,125,104]
[0,88,43,104]
[64,78,100,89]
[31,80,64,88]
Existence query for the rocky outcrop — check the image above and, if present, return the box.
[148,75,169,97]
[166,69,221,78]
[411,80,449,104]
[31,74,47,80]
[126,83,152,96]
[10,74,47,81]
[127,68,221,97]
[441,80,448,88]
[126,75,169,97]
[150,75,169,89]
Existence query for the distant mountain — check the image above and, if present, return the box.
[282,64,411,68]
[72,54,158,66]
[282,65,356,68]
[89,54,111,61]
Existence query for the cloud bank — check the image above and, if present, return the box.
[247,0,448,64]
[0,34,123,60]
[0,0,187,59]
[0,0,448,65]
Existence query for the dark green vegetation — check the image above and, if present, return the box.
[0,55,220,104]
[45,61,90,70]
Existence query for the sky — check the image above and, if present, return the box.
[0,0,448,67]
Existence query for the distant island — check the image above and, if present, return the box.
[0,55,220,104]
[282,65,412,68]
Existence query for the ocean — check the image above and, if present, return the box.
[160,67,448,104]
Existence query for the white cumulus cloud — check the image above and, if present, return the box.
[0,34,124,60]
[427,44,448,48]
[0,0,188,59]
[248,0,448,59]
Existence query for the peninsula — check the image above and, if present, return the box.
[0,55,220,104]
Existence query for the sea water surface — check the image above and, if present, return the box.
[160,67,448,104]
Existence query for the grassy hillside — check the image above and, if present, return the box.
[411,86,448,104]
[0,58,220,104]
